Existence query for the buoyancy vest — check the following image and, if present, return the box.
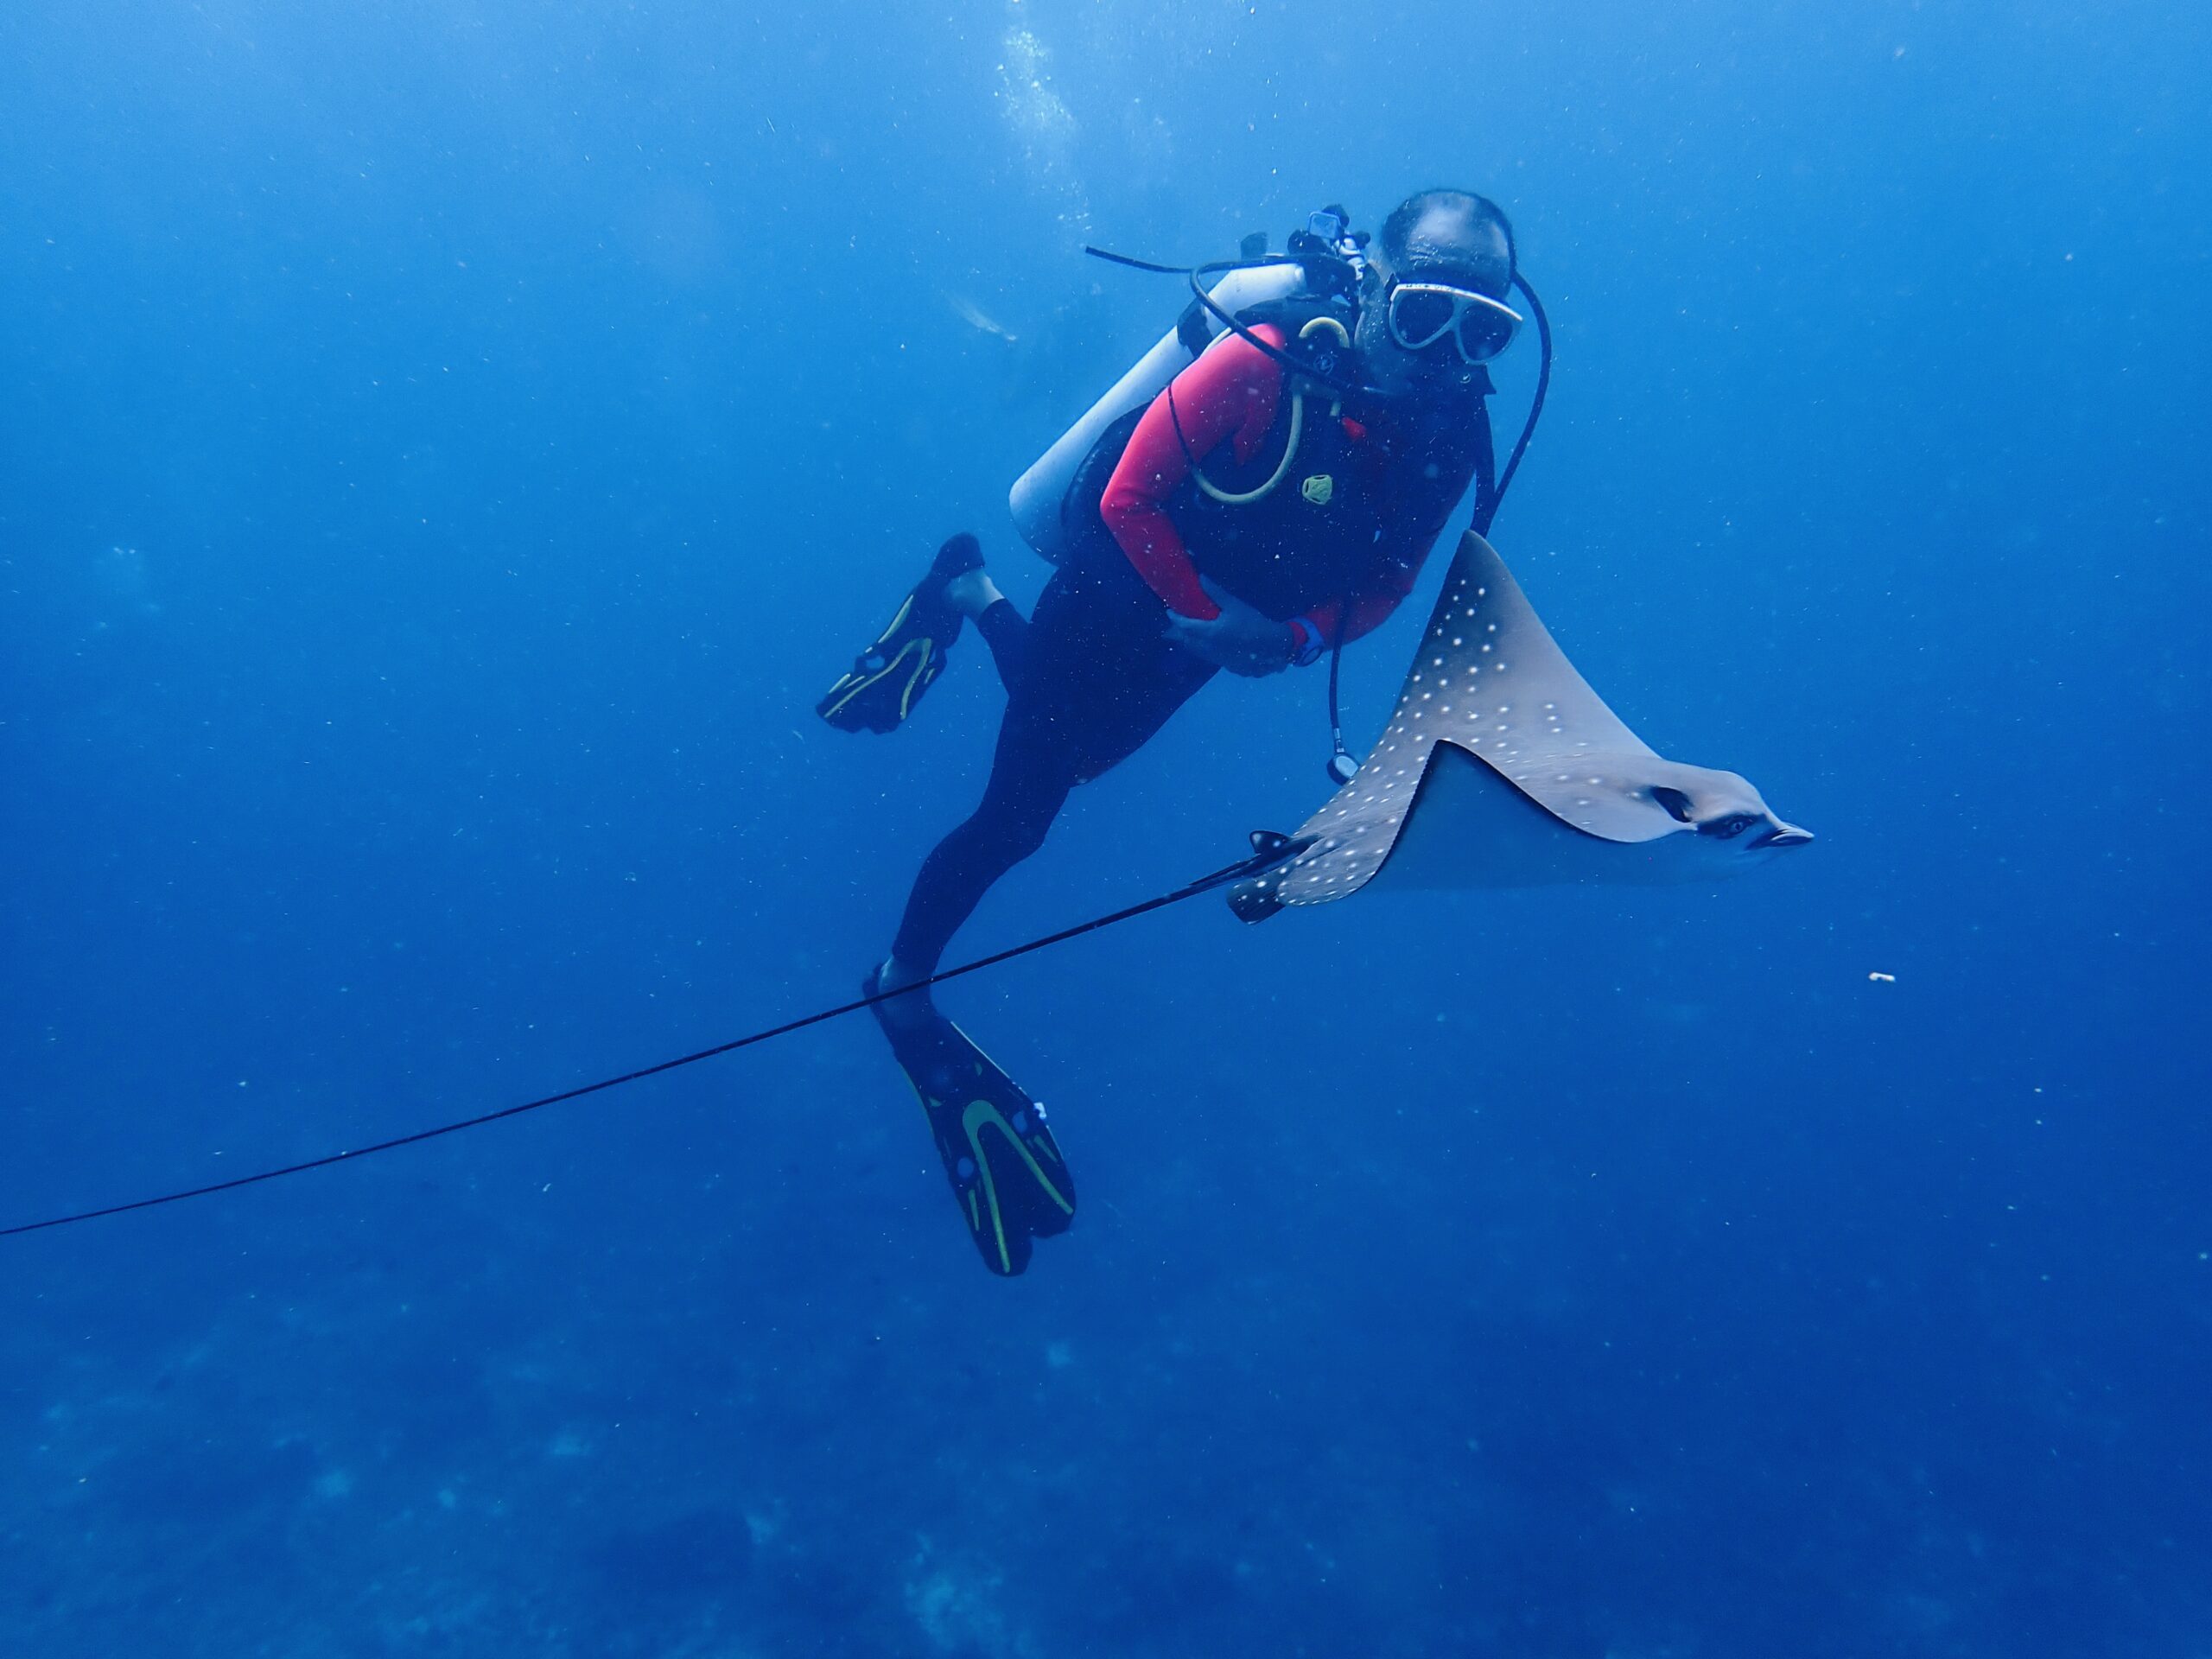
[1059,296,1497,620]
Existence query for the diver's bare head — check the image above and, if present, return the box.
[1359,189,1518,400]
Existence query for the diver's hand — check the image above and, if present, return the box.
[1163,580,1294,677]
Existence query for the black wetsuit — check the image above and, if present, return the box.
[891,546,1214,971]
[893,329,1491,975]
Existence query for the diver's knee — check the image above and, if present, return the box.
[1003,813,1054,863]
[978,791,1062,866]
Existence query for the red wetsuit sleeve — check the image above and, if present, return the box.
[1098,325,1288,620]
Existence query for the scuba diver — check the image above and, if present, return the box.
[817,189,1532,1274]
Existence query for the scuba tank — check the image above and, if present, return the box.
[1007,260,1300,564]
[1008,209,1371,565]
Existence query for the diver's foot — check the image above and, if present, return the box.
[944,567,1003,619]
[926,531,982,579]
[870,955,937,1032]
[925,534,995,620]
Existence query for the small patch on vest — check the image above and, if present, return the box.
[1300,474,1335,505]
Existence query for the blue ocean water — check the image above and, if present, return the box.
[3,1,2206,1651]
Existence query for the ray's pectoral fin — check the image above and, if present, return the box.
[1230,531,1811,917]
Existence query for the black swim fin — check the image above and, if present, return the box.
[817,533,985,734]
[868,984,1076,1276]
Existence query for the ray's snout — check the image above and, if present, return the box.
[1759,823,1815,849]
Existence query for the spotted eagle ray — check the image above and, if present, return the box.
[1232,531,1811,919]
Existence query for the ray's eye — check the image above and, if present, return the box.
[1700,813,1757,841]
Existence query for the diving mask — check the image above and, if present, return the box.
[1385,280,1523,365]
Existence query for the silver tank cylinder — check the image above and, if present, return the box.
[1007,263,1306,564]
